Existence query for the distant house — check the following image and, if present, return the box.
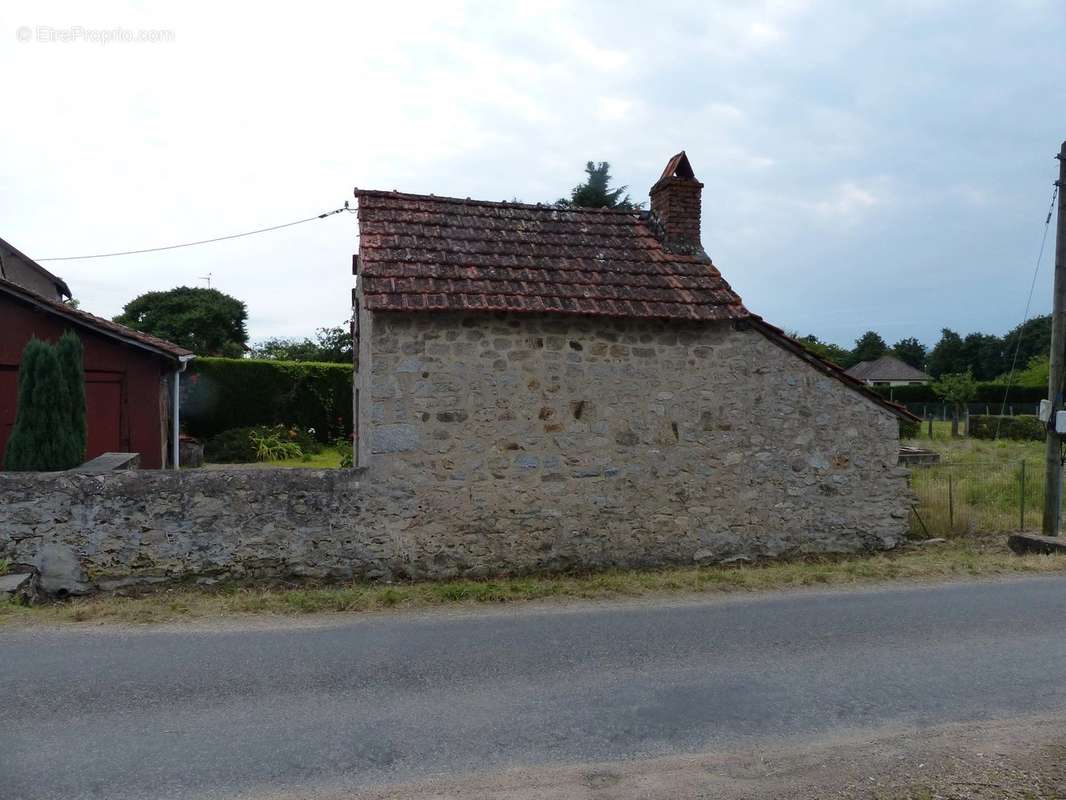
[0,238,193,469]
[845,355,932,387]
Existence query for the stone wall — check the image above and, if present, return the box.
[0,312,912,594]
[367,311,909,558]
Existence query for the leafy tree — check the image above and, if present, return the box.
[56,331,87,466]
[848,330,888,367]
[795,333,851,366]
[1011,354,1050,389]
[3,338,81,471]
[961,332,1006,381]
[927,328,966,378]
[891,337,927,371]
[932,371,977,437]
[250,326,352,363]
[115,287,248,357]
[1003,314,1052,371]
[556,161,639,210]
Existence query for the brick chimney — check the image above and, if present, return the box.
[649,151,703,254]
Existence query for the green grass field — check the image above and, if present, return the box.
[904,421,1048,535]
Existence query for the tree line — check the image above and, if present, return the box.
[797,315,1053,388]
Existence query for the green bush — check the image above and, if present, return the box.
[204,427,258,463]
[204,424,324,463]
[899,418,920,439]
[968,414,1045,441]
[181,358,351,442]
[4,336,86,471]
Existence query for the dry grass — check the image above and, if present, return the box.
[2,535,1063,627]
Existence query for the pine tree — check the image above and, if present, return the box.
[4,339,74,471]
[57,331,87,466]
[556,162,638,210]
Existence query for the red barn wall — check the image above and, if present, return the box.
[0,295,170,469]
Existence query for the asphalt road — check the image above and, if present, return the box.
[4,578,1066,800]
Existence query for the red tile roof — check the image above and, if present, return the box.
[0,277,194,362]
[355,190,750,322]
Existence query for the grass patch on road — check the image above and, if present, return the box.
[3,536,1065,627]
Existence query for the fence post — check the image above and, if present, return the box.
[1021,461,1027,531]
[948,473,955,530]
[928,415,933,438]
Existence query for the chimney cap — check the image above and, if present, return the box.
[650,151,702,194]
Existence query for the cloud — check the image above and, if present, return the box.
[0,0,1062,349]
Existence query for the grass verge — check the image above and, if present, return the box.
[2,535,1065,627]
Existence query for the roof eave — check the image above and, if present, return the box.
[0,279,193,363]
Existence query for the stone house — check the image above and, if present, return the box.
[350,152,917,561]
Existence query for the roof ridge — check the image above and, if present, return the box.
[356,188,643,215]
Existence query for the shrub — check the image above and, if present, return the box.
[968,414,1045,441]
[181,358,351,442]
[204,424,322,463]
[249,428,303,462]
[899,418,920,439]
[203,427,258,463]
[4,338,83,471]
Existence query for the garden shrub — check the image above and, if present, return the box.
[203,427,258,463]
[204,424,324,463]
[968,414,1045,441]
[898,418,920,439]
[181,358,351,442]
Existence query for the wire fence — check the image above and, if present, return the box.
[909,460,1050,536]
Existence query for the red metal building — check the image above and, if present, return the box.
[0,256,193,469]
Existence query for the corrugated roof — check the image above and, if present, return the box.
[0,277,194,362]
[355,190,749,322]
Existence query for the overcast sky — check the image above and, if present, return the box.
[2,1,1064,348]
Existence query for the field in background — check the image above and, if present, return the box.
[904,420,1049,535]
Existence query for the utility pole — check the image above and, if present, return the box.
[1042,140,1066,535]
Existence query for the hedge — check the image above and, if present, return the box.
[968,414,1045,441]
[180,357,352,442]
[871,383,1047,404]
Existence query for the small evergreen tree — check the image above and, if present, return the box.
[4,339,75,471]
[556,161,638,210]
[56,331,87,466]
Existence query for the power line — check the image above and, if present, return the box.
[995,183,1060,438]
[35,203,354,262]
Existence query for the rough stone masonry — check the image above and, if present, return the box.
[0,314,910,595]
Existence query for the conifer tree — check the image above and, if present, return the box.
[57,330,87,466]
[4,339,74,471]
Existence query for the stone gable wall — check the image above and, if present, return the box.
[0,312,911,595]
[367,311,909,558]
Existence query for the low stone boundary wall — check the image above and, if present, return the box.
[0,466,909,595]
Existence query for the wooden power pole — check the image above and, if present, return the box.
[1042,140,1066,535]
